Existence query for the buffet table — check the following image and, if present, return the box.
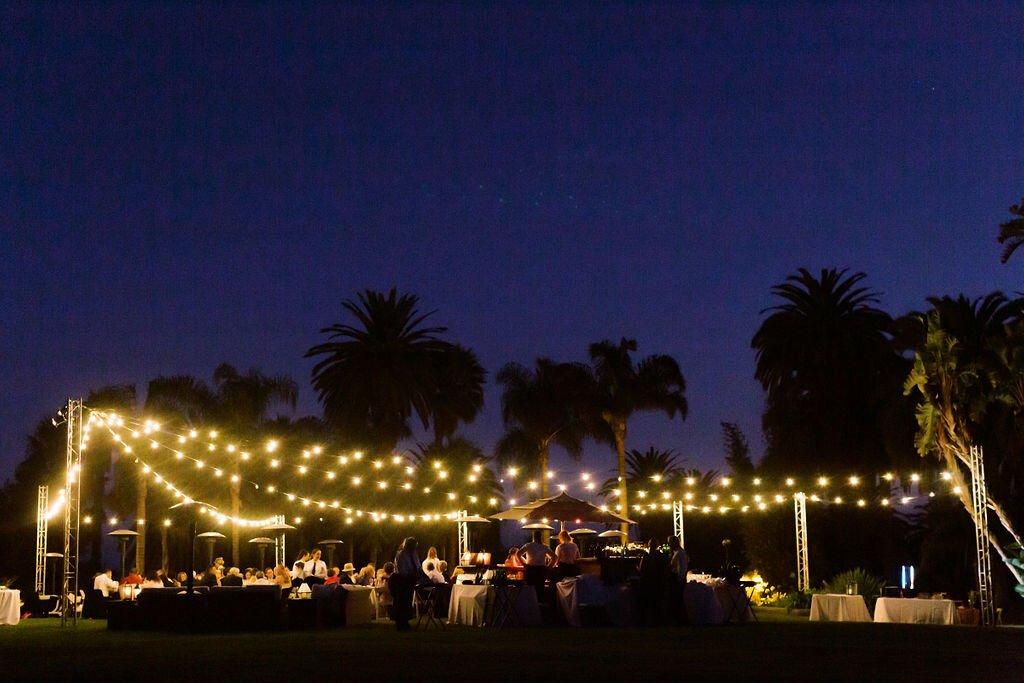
[809,594,871,623]
[556,575,634,627]
[874,597,958,625]
[447,584,540,627]
[685,578,754,624]
[448,584,489,626]
[0,590,20,625]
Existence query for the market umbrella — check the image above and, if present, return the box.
[490,491,635,526]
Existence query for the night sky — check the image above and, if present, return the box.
[2,3,1022,483]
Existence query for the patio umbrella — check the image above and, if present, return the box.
[490,491,635,526]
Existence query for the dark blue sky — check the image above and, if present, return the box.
[2,2,1022,483]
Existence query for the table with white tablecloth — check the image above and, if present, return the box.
[556,575,635,627]
[809,594,871,623]
[873,597,958,625]
[447,584,541,627]
[685,579,753,625]
[0,590,21,625]
[448,584,489,626]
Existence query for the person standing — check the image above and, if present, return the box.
[519,532,555,601]
[304,549,328,585]
[638,539,668,626]
[667,536,689,625]
[389,537,422,631]
[554,530,581,580]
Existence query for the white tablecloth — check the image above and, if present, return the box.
[0,590,20,625]
[340,585,374,625]
[810,594,871,622]
[684,581,723,625]
[446,584,541,627]
[448,584,489,626]
[556,575,635,627]
[874,598,957,625]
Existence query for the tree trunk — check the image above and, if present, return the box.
[614,421,629,541]
[540,442,551,545]
[230,472,240,565]
[160,522,168,573]
[937,421,1024,584]
[135,468,147,575]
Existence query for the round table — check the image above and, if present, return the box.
[0,590,21,625]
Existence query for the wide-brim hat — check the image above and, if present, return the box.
[342,562,356,573]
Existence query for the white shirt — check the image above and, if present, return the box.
[94,573,118,597]
[303,559,327,579]
[426,569,446,584]
[670,548,689,583]
[421,557,442,574]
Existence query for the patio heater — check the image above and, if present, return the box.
[108,529,139,581]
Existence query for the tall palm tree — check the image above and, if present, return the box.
[495,359,593,500]
[588,338,688,537]
[306,288,452,452]
[598,447,685,497]
[752,268,905,474]
[144,365,297,564]
[428,345,486,448]
[997,197,1024,263]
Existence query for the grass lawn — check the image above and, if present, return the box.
[0,610,1021,682]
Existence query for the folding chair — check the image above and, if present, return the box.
[414,585,444,630]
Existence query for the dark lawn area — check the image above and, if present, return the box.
[0,612,1022,682]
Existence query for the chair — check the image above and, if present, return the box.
[413,585,444,630]
[371,585,393,620]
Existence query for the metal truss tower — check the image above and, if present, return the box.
[794,493,809,592]
[61,399,83,625]
[35,486,48,594]
[970,445,996,626]
[672,500,685,547]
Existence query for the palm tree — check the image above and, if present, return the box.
[495,359,593,501]
[997,197,1024,263]
[306,288,452,452]
[144,365,297,564]
[752,268,906,474]
[588,338,688,537]
[428,345,486,448]
[598,447,685,497]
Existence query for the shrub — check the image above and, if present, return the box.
[822,567,883,599]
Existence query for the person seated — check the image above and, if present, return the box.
[501,547,525,580]
[122,567,144,585]
[175,571,189,586]
[199,565,220,588]
[221,567,244,587]
[140,571,163,590]
[356,565,375,586]
[438,561,450,581]
[341,562,358,584]
[323,567,340,585]
[273,564,292,589]
[424,561,446,585]
[243,568,255,584]
[156,569,177,587]
[375,562,394,587]
[93,569,118,597]
[254,570,275,586]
